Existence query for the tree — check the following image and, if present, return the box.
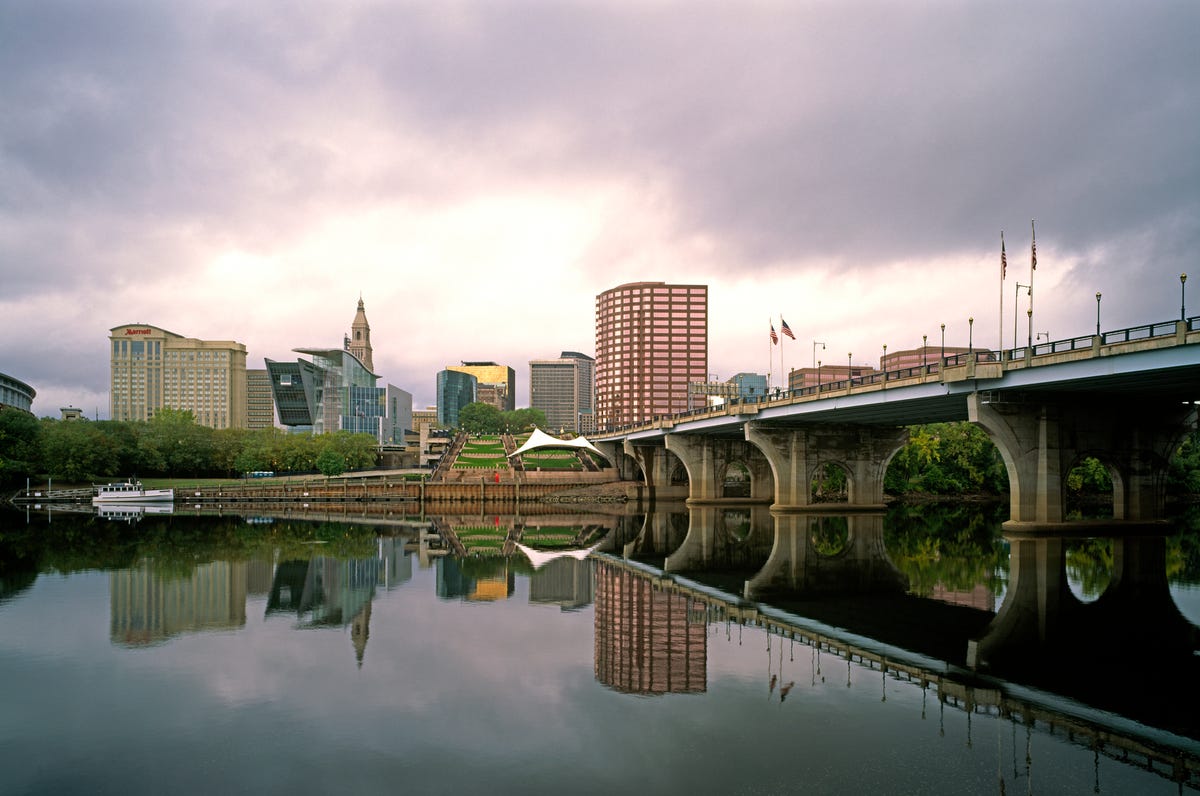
[459,402,504,434]
[40,419,119,481]
[504,407,547,434]
[0,406,41,483]
[316,447,346,476]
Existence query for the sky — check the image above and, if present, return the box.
[2,1,1198,418]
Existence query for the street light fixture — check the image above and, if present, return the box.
[940,323,945,366]
[1096,292,1102,337]
[968,317,974,356]
[817,360,822,392]
[847,352,852,392]
[1182,273,1188,321]
[882,344,887,387]
[812,340,826,369]
[922,334,927,374]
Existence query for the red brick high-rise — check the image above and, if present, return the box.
[594,281,708,429]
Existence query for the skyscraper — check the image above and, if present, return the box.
[530,351,595,434]
[594,281,707,429]
[436,369,477,428]
[109,324,248,428]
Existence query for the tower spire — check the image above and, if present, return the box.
[349,296,374,372]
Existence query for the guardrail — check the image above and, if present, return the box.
[597,315,1196,438]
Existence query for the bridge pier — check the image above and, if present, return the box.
[745,422,908,511]
[663,433,773,504]
[968,394,1195,526]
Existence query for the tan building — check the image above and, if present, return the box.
[245,368,275,429]
[445,361,515,411]
[594,281,708,429]
[109,324,248,428]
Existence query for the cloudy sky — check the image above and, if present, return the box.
[3,1,1198,418]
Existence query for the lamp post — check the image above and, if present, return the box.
[847,352,852,392]
[1014,282,1031,351]
[1096,292,1102,337]
[817,360,822,392]
[1027,308,1033,350]
[922,334,927,375]
[881,344,887,387]
[1182,273,1188,321]
[812,340,825,369]
[939,323,945,367]
[968,317,974,356]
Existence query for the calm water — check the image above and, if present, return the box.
[2,501,1198,795]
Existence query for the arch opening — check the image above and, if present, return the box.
[811,461,849,503]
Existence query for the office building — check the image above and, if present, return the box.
[266,347,406,445]
[530,351,595,434]
[109,324,248,428]
[445,361,515,412]
[594,281,708,429]
[245,369,275,429]
[436,369,477,428]
[0,372,36,414]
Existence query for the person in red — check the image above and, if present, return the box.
[493,470,500,484]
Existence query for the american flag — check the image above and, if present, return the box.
[781,317,795,339]
[1031,221,1037,270]
[1001,233,1007,280]
[770,323,778,345]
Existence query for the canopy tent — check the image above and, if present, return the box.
[508,427,610,461]
[515,542,601,570]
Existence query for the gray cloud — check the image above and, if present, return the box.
[2,1,1198,414]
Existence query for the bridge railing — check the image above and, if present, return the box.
[597,314,1196,438]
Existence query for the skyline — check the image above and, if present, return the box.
[3,2,1198,418]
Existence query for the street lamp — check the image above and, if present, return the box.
[1096,292,1102,337]
[968,317,974,356]
[922,334,927,373]
[881,344,887,387]
[847,352,852,392]
[817,360,822,392]
[812,340,826,369]
[940,323,945,366]
[1182,273,1188,321]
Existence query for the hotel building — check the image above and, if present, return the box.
[529,351,595,434]
[594,281,708,429]
[109,324,248,428]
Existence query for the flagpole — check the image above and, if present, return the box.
[767,317,773,390]
[1028,220,1036,349]
[999,232,1006,357]
[779,315,785,391]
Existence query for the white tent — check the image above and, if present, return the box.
[507,427,609,461]
[515,542,601,570]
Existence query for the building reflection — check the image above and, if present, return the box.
[528,556,594,611]
[111,561,247,646]
[593,560,706,695]
[436,556,515,602]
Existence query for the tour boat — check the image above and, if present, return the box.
[95,503,175,522]
[92,480,175,504]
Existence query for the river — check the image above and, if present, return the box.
[1,501,1198,795]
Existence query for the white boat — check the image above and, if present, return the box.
[92,480,175,504]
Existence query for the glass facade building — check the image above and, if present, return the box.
[594,281,708,429]
[436,369,477,428]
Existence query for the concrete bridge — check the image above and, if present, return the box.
[594,317,1200,531]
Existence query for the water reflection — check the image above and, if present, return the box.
[2,502,1199,793]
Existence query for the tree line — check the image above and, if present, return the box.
[2,404,1198,495]
[0,407,379,483]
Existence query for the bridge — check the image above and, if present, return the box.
[593,317,1200,530]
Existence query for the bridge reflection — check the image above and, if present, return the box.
[590,507,1200,789]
